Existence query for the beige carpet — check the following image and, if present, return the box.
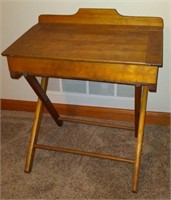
[1,110,170,199]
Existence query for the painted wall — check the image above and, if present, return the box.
[1,0,170,112]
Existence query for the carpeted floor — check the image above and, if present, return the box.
[1,110,170,199]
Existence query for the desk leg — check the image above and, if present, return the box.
[24,74,63,126]
[135,86,142,137]
[25,77,48,173]
[132,86,148,192]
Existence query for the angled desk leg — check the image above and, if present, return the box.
[25,77,48,173]
[135,86,142,137]
[24,74,63,126]
[132,86,148,192]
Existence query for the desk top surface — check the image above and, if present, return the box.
[2,9,163,67]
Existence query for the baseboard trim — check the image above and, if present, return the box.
[1,99,170,126]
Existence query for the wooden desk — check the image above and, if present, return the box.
[2,9,163,192]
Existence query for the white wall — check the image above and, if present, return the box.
[1,0,170,112]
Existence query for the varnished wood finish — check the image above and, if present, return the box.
[34,144,135,164]
[24,75,63,126]
[1,9,164,192]
[7,57,158,91]
[3,23,163,66]
[25,77,48,173]
[60,116,134,130]
[39,9,163,26]
[3,9,163,91]
[133,86,148,193]
[135,86,142,137]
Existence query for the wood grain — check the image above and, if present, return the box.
[39,9,163,26]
